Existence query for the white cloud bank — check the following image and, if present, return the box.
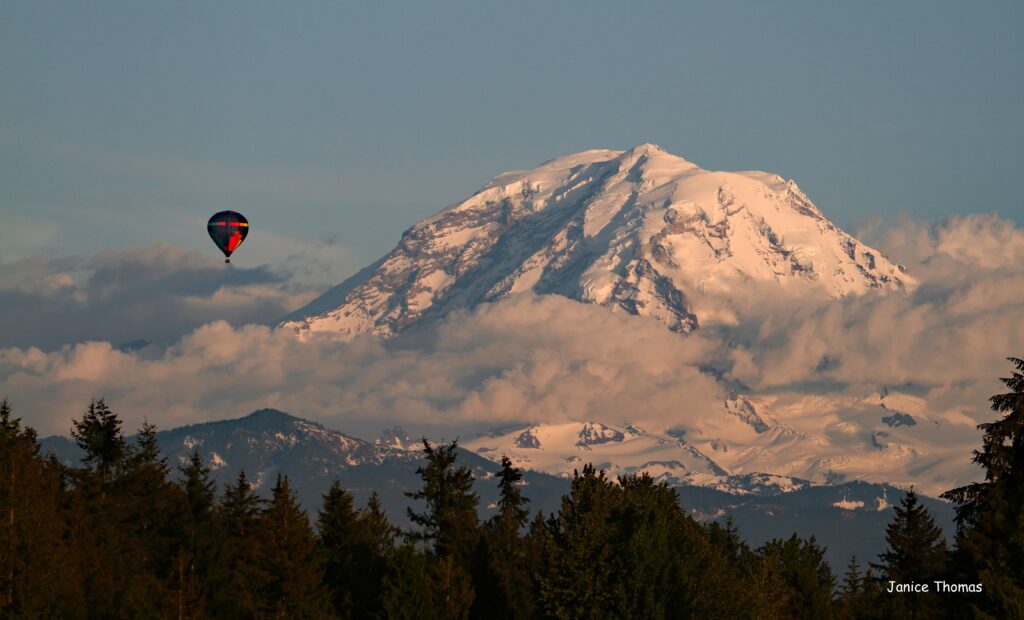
[0,294,722,437]
[724,214,1024,404]
[0,214,1020,494]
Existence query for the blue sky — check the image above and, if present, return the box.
[2,1,1021,283]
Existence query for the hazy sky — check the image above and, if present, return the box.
[3,1,1022,283]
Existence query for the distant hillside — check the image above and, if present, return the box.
[40,408,955,568]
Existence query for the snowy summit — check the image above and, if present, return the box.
[283,144,911,338]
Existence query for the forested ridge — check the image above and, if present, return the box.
[2,359,1024,618]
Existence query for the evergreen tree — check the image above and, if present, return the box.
[704,518,770,618]
[538,466,751,619]
[494,455,530,529]
[0,399,85,616]
[174,451,218,619]
[65,399,178,617]
[318,480,360,617]
[208,471,266,617]
[707,516,745,562]
[942,357,1024,617]
[522,510,552,616]
[71,397,126,478]
[739,545,792,619]
[351,492,396,617]
[180,451,216,529]
[871,489,948,619]
[405,439,479,618]
[381,544,438,620]
[318,483,395,618]
[837,556,884,620]
[473,456,533,620]
[257,474,333,618]
[361,492,397,556]
[615,474,696,618]
[113,421,182,616]
[842,556,863,598]
[406,439,480,560]
[758,535,836,619]
[538,465,621,618]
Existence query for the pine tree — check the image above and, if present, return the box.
[942,357,1024,617]
[350,492,396,617]
[65,398,166,617]
[739,545,792,619]
[71,397,126,478]
[175,451,218,619]
[842,556,863,598]
[180,451,216,528]
[522,510,552,616]
[110,420,182,617]
[871,489,948,619]
[474,456,533,619]
[615,473,695,618]
[538,465,621,618]
[317,480,368,618]
[406,439,480,561]
[837,556,884,620]
[703,518,766,617]
[405,439,479,618]
[381,544,438,620]
[494,455,530,529]
[0,399,85,616]
[757,535,835,619]
[257,474,333,618]
[360,492,397,556]
[125,421,180,557]
[707,516,745,561]
[207,471,265,617]
[537,466,751,619]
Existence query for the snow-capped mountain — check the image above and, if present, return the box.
[39,409,569,523]
[458,384,975,499]
[270,144,977,497]
[39,409,955,569]
[282,144,910,337]
[464,421,730,488]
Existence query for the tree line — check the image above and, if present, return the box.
[1,357,1023,618]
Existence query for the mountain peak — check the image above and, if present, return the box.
[627,142,665,155]
[243,408,297,423]
[283,145,911,338]
[377,426,416,450]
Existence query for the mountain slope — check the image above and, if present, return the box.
[39,409,569,522]
[283,144,910,338]
[459,384,977,499]
[464,421,731,488]
[40,409,954,569]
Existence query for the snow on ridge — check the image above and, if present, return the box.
[833,499,865,511]
[464,420,729,488]
[456,380,967,497]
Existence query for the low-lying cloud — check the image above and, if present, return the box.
[723,215,1024,404]
[0,215,1021,457]
[0,244,319,350]
[0,294,722,437]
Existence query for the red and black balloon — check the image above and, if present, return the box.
[207,211,249,263]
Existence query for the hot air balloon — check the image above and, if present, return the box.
[207,211,249,263]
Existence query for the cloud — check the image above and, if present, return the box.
[0,294,723,437]
[0,213,1021,485]
[720,214,1024,418]
[0,244,319,350]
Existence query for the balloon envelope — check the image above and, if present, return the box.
[207,211,249,262]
